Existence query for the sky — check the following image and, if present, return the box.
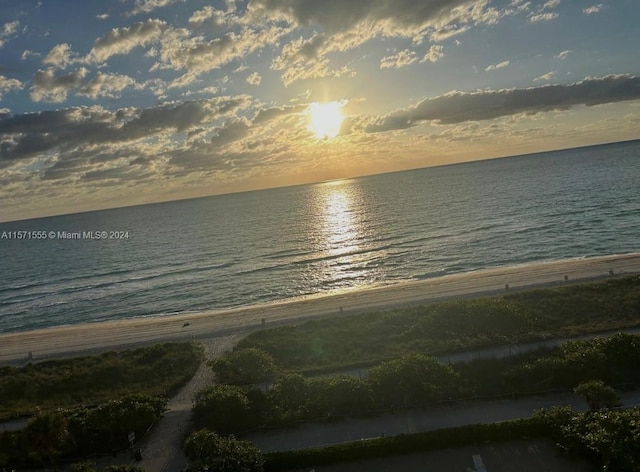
[0,0,639,222]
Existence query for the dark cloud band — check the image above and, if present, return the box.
[365,74,640,132]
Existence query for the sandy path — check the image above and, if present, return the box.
[2,253,639,364]
[136,335,240,472]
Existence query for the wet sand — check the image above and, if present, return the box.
[1,253,639,364]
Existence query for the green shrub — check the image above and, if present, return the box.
[367,354,460,407]
[193,385,255,433]
[184,429,264,472]
[0,395,166,469]
[536,406,640,471]
[0,342,203,416]
[209,348,277,385]
[505,333,640,390]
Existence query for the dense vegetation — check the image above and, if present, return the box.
[190,276,640,470]
[537,406,640,471]
[0,395,166,469]
[195,334,640,436]
[236,275,640,372]
[197,353,463,434]
[184,429,264,472]
[208,348,278,385]
[0,342,203,417]
[503,333,640,391]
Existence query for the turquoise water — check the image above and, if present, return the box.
[0,140,639,333]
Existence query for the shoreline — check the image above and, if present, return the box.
[1,252,640,364]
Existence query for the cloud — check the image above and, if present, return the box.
[485,60,510,71]
[278,59,354,87]
[183,85,220,97]
[87,19,167,63]
[380,49,417,70]
[554,49,572,60]
[421,45,444,63]
[30,68,88,103]
[189,6,218,24]
[0,97,250,162]
[364,75,640,131]
[252,104,306,124]
[427,24,470,42]
[21,49,41,61]
[43,43,79,69]
[255,0,510,84]
[541,0,560,10]
[246,72,262,85]
[534,71,556,82]
[250,0,496,36]
[583,4,603,15]
[157,25,287,87]
[127,0,186,17]
[529,12,559,22]
[0,75,23,100]
[29,68,140,102]
[188,5,239,29]
[168,119,253,169]
[0,20,20,49]
[77,72,142,99]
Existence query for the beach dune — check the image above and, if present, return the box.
[1,253,639,364]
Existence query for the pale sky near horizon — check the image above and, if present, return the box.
[1,0,639,221]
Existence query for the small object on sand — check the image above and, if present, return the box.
[564,275,569,281]
[505,283,509,290]
[182,322,190,328]
[609,269,614,276]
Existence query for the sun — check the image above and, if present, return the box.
[307,101,345,139]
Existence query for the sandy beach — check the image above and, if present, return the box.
[1,253,639,364]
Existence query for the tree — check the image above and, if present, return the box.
[367,354,460,407]
[325,376,374,415]
[268,373,311,419]
[209,348,277,385]
[67,395,166,454]
[184,429,264,472]
[579,409,640,471]
[25,409,70,468]
[193,385,253,433]
[574,380,620,411]
[536,406,640,471]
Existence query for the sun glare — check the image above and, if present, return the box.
[308,101,345,139]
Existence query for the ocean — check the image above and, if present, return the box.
[1,140,639,334]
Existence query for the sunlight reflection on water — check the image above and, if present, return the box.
[310,180,379,289]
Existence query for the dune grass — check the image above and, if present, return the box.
[0,342,203,417]
[237,275,640,372]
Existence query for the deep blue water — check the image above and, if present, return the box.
[1,140,639,333]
